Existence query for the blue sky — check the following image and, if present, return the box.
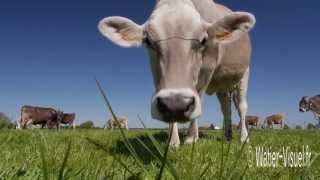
[0,0,319,128]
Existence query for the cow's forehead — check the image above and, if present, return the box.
[146,2,204,41]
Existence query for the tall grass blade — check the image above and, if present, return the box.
[221,141,231,178]
[94,78,148,174]
[156,124,174,180]
[87,137,135,176]
[58,140,72,180]
[226,136,250,180]
[137,115,164,155]
[138,115,179,180]
[187,136,197,179]
[198,161,213,179]
[239,164,249,179]
[135,137,160,161]
[218,134,225,180]
[39,140,49,180]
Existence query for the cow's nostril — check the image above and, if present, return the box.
[157,96,196,117]
[186,97,195,112]
[157,97,170,114]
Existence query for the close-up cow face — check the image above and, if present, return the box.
[98,2,255,123]
[299,96,310,112]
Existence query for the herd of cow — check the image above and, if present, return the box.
[234,95,320,129]
[15,105,129,130]
[14,95,320,130]
[237,114,286,129]
[16,105,76,129]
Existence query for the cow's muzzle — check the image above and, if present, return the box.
[299,108,306,112]
[151,89,201,123]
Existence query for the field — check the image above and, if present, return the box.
[0,129,320,179]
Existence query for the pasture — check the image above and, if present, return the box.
[0,129,320,179]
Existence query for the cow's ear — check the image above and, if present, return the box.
[207,12,256,44]
[98,16,144,47]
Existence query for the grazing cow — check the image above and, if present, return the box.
[210,123,221,130]
[61,113,76,129]
[245,115,259,128]
[17,105,63,129]
[98,0,256,146]
[264,114,286,129]
[105,117,129,130]
[299,95,320,127]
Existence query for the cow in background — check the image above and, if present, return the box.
[264,114,286,129]
[299,95,320,127]
[238,115,259,129]
[245,115,259,128]
[105,117,129,130]
[61,113,76,129]
[209,123,221,130]
[17,105,63,129]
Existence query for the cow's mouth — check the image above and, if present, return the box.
[299,108,307,112]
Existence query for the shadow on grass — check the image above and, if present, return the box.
[111,130,222,164]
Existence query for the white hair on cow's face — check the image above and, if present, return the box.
[147,0,202,41]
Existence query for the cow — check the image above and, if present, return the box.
[17,105,63,129]
[245,115,259,128]
[61,113,76,129]
[299,95,320,127]
[210,123,221,130]
[264,114,286,129]
[98,0,256,146]
[105,116,129,130]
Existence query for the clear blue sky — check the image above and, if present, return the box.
[0,0,319,128]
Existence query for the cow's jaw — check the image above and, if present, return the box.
[151,88,201,123]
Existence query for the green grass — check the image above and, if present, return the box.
[1,80,319,179]
[0,129,320,179]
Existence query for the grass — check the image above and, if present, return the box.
[0,129,320,179]
[1,81,320,179]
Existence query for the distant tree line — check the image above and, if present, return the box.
[78,121,95,129]
[0,112,15,129]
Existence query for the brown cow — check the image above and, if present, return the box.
[264,114,286,128]
[17,105,63,129]
[61,113,76,129]
[246,115,259,127]
[237,115,259,129]
[299,95,320,127]
[105,117,129,130]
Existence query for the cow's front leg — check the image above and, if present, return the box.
[72,122,76,129]
[313,112,320,128]
[217,92,232,142]
[185,119,199,144]
[169,123,180,147]
[316,114,320,128]
[233,68,250,143]
[56,122,60,130]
